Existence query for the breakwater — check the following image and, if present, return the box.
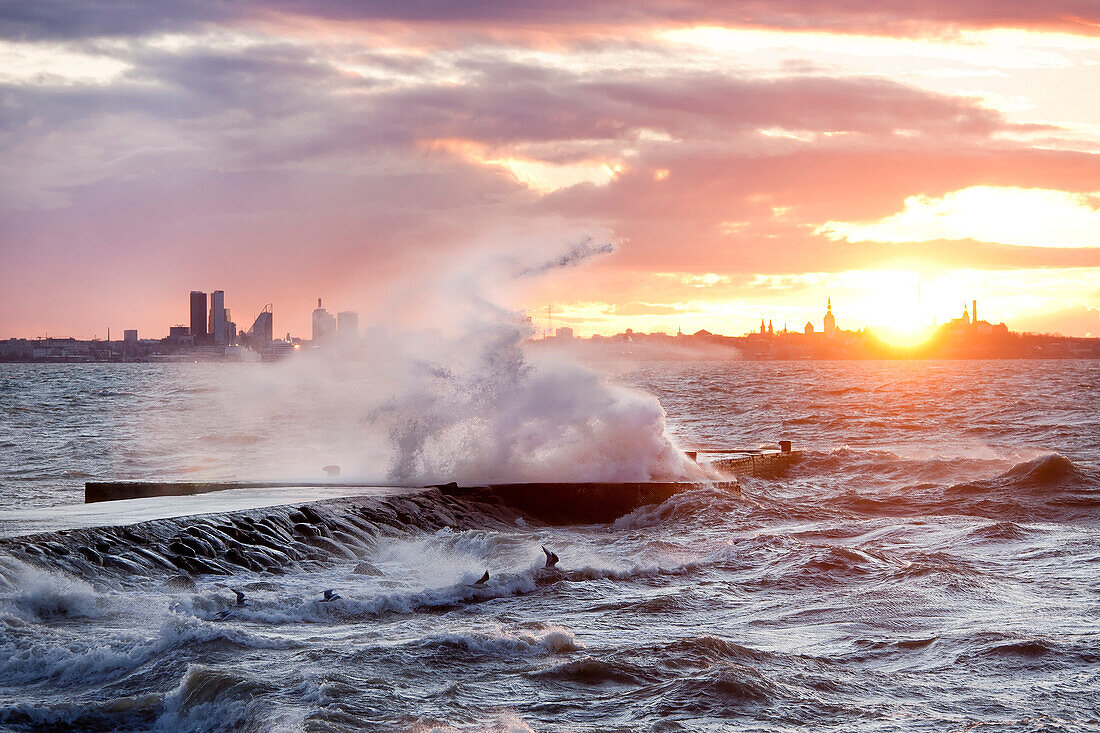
[1,489,516,579]
[692,446,803,477]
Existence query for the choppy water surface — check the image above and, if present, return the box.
[0,360,1098,731]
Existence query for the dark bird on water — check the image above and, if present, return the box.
[468,570,490,587]
[320,589,341,602]
[542,546,559,568]
[213,589,247,621]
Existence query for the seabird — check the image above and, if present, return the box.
[212,589,247,620]
[320,589,341,602]
[467,570,490,587]
[542,546,560,568]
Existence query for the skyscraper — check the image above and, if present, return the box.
[312,298,336,343]
[210,290,226,344]
[249,304,273,344]
[337,311,359,341]
[190,291,208,343]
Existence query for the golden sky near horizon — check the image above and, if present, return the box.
[1,2,1098,340]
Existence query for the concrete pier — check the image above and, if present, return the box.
[84,480,739,525]
[82,445,801,524]
[699,448,803,478]
[85,481,370,503]
[438,481,739,525]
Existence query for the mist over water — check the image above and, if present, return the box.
[0,359,1098,731]
[0,236,701,495]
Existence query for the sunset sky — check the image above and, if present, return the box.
[2,1,1099,340]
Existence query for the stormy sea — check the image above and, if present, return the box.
[0,359,1097,732]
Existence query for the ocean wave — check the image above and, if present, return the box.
[0,694,162,732]
[824,386,868,396]
[1,606,300,688]
[185,569,542,625]
[646,662,783,714]
[964,521,1033,543]
[956,632,1100,668]
[584,590,699,616]
[414,624,584,657]
[529,656,647,685]
[409,713,537,733]
[941,453,1099,522]
[824,453,1098,523]
[94,390,133,398]
[0,556,105,622]
[612,486,745,529]
[884,549,985,583]
[798,446,1017,485]
[660,635,775,667]
[178,551,702,626]
[150,664,273,732]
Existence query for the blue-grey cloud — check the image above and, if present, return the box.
[3,0,1099,40]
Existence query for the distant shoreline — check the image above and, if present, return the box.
[3,328,1099,363]
[1,354,1098,364]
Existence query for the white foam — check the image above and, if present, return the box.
[118,236,704,489]
[0,556,104,622]
[0,558,298,688]
[422,623,585,656]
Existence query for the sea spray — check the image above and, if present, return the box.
[340,235,704,484]
[129,236,705,485]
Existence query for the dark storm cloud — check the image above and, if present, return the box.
[1,41,1027,198]
[362,66,1016,146]
[4,0,1098,40]
[0,43,344,131]
[1,35,1084,277]
[268,0,1100,34]
[0,0,233,40]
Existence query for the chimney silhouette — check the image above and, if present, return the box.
[972,299,977,326]
[318,298,322,308]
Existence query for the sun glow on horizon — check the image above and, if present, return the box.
[523,267,1100,340]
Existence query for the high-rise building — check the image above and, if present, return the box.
[249,304,274,344]
[337,311,359,341]
[190,291,208,343]
[210,290,227,344]
[225,308,237,345]
[124,329,138,343]
[312,298,336,343]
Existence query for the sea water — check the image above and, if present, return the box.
[0,360,1097,731]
